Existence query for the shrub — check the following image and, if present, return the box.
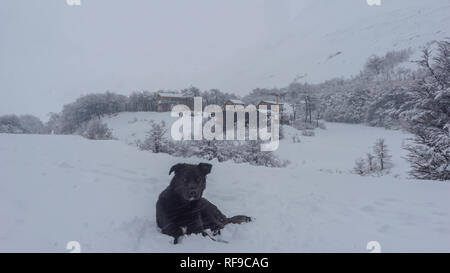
[136,120,289,167]
[136,121,168,153]
[301,130,315,137]
[292,133,301,143]
[353,138,393,175]
[0,115,25,134]
[79,119,113,140]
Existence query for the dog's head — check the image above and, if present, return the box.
[168,163,212,201]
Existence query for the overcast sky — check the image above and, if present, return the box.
[1,0,448,119]
[0,0,308,119]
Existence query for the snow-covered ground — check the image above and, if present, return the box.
[1,112,449,252]
[103,112,176,145]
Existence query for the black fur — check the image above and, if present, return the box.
[156,163,251,244]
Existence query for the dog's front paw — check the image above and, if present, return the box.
[173,236,182,244]
[172,226,188,244]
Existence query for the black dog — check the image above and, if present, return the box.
[156,163,251,244]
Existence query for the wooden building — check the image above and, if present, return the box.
[257,100,284,113]
[223,99,246,108]
[155,92,193,112]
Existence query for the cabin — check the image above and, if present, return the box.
[156,92,193,112]
[257,100,288,125]
[223,99,246,108]
[221,99,285,118]
[222,100,247,130]
[257,100,284,112]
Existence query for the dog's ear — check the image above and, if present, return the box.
[169,163,186,175]
[197,163,212,175]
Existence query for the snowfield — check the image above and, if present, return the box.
[1,112,449,252]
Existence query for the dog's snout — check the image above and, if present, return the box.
[189,190,197,197]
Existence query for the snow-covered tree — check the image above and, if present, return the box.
[353,139,392,175]
[403,40,450,181]
[202,89,239,106]
[197,140,219,161]
[363,49,413,81]
[79,118,113,140]
[366,86,414,129]
[138,120,168,153]
[59,92,127,134]
[0,114,45,134]
[126,91,157,112]
[301,130,315,137]
[353,158,367,175]
[45,112,62,134]
[181,86,201,97]
[0,115,25,134]
[292,133,301,143]
[19,115,45,134]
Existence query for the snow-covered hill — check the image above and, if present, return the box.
[1,112,449,252]
[244,0,450,87]
[103,112,176,145]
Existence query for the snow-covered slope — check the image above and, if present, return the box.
[1,113,450,252]
[244,0,450,87]
[103,112,176,145]
[103,112,411,178]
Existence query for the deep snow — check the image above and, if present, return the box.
[1,112,449,252]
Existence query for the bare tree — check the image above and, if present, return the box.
[366,153,377,172]
[373,138,392,171]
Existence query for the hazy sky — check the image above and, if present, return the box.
[1,0,449,119]
[0,0,306,119]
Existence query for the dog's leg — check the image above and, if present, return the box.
[173,226,188,244]
[199,198,227,233]
[202,229,229,244]
[161,223,185,245]
[199,198,252,236]
[186,213,204,235]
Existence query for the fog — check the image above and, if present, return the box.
[1,0,448,119]
[0,0,300,119]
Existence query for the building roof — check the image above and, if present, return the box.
[258,100,284,105]
[157,92,188,99]
[226,99,245,105]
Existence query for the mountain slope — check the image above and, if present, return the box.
[236,0,450,88]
